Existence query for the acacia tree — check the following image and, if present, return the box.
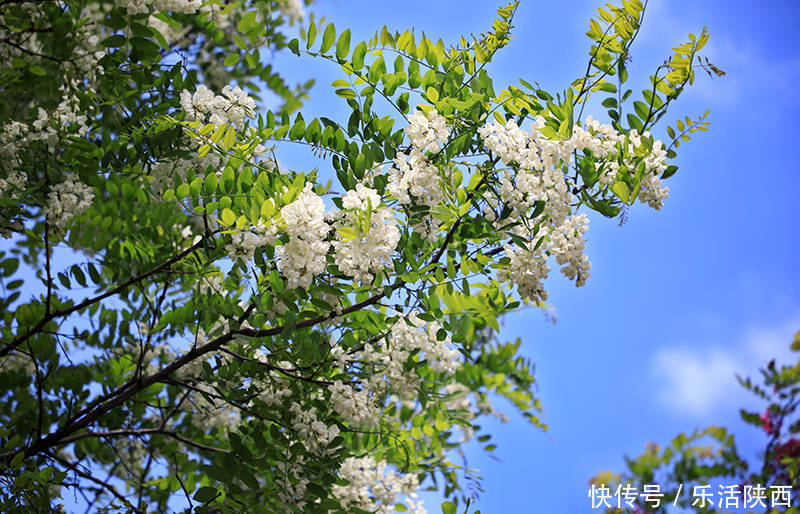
[0,0,722,511]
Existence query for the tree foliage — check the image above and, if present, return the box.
[0,0,721,511]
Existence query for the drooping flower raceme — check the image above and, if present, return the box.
[225,231,270,263]
[180,84,256,129]
[275,183,331,289]
[354,311,461,400]
[332,456,426,514]
[387,148,444,208]
[405,108,450,154]
[498,243,551,304]
[117,0,202,16]
[476,114,671,301]
[329,380,380,428]
[550,213,592,287]
[332,184,400,284]
[43,173,94,236]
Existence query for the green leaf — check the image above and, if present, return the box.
[335,88,356,99]
[381,26,395,48]
[306,22,317,49]
[598,82,617,93]
[336,29,351,61]
[237,10,257,32]
[129,37,160,59]
[320,24,336,54]
[101,35,127,48]
[612,181,630,202]
[289,119,306,140]
[634,100,650,121]
[288,38,300,56]
[626,113,643,132]
[352,41,367,69]
[194,486,218,503]
[223,53,240,66]
[221,208,236,226]
[205,173,218,196]
[222,126,236,150]
[72,265,87,287]
[601,97,617,108]
[442,501,457,514]
[0,258,19,277]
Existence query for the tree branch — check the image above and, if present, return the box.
[0,235,215,358]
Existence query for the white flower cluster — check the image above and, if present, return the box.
[117,0,202,15]
[479,117,574,226]
[549,213,592,287]
[574,115,624,161]
[0,95,92,166]
[332,184,400,284]
[353,311,460,400]
[477,114,669,300]
[575,116,670,209]
[275,184,330,289]
[332,456,426,514]
[260,381,293,407]
[498,243,551,304]
[329,380,380,428]
[630,132,669,210]
[277,0,305,20]
[0,170,26,200]
[43,174,94,236]
[288,402,341,455]
[390,311,460,375]
[387,149,444,208]
[180,84,256,129]
[225,231,270,263]
[405,109,450,154]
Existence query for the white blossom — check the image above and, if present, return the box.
[498,243,550,304]
[549,213,592,286]
[329,380,380,428]
[225,230,270,263]
[180,84,256,130]
[332,184,400,284]
[387,148,444,207]
[288,402,341,455]
[332,456,426,514]
[117,0,202,15]
[405,109,450,153]
[43,173,94,236]
[275,184,330,289]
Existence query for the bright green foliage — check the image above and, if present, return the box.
[0,0,721,512]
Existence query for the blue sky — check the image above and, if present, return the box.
[272,0,800,511]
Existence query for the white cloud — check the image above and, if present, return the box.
[651,317,800,416]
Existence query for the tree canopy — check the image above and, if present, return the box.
[0,0,722,511]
